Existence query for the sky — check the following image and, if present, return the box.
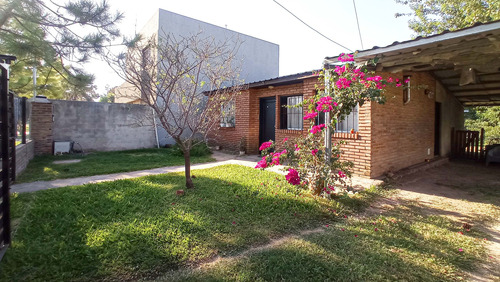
[88,0,415,94]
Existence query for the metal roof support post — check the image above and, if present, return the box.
[324,66,332,163]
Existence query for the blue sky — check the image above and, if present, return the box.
[88,0,414,94]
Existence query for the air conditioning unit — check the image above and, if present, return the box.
[54,141,73,155]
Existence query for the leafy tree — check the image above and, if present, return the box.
[465,106,500,145]
[99,86,116,103]
[116,33,243,188]
[0,0,124,99]
[395,0,500,36]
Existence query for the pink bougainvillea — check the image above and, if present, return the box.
[338,53,354,62]
[255,157,268,169]
[303,111,318,120]
[259,141,273,151]
[316,96,337,113]
[255,52,399,196]
[310,124,326,134]
[285,168,301,185]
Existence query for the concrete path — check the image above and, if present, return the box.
[10,151,382,194]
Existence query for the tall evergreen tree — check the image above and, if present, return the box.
[0,0,123,99]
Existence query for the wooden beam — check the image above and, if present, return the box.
[454,89,500,96]
[462,101,500,106]
[448,82,500,91]
[456,94,500,100]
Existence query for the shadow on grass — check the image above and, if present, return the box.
[1,165,340,281]
[15,148,214,183]
[174,204,489,282]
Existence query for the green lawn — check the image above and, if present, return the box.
[15,148,214,183]
[2,165,491,281]
[2,165,362,281]
[170,204,489,282]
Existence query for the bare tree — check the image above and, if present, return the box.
[116,32,244,188]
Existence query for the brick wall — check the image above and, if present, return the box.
[370,72,436,177]
[210,72,437,178]
[15,140,34,176]
[210,77,374,176]
[31,101,54,155]
[334,102,372,177]
[208,90,251,151]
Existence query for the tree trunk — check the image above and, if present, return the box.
[183,149,194,189]
[308,172,323,195]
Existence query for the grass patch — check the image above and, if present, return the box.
[170,202,490,282]
[1,165,374,281]
[15,148,214,183]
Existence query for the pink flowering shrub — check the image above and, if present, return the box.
[310,124,326,134]
[259,141,273,151]
[285,169,301,185]
[255,53,407,196]
[303,111,318,120]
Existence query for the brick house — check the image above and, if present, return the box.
[210,20,500,178]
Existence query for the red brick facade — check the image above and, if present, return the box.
[31,102,54,155]
[370,72,436,177]
[210,71,437,178]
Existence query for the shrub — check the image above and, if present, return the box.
[170,141,212,157]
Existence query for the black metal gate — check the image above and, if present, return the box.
[0,55,16,261]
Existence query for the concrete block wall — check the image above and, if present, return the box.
[15,140,34,176]
[51,100,157,152]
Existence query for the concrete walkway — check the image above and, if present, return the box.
[10,152,382,194]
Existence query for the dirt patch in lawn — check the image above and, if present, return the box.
[367,160,500,281]
[52,159,82,164]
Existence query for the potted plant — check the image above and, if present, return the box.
[239,137,246,155]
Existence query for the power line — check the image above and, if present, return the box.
[271,0,353,52]
[352,0,364,50]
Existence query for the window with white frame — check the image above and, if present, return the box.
[220,100,235,127]
[335,105,358,133]
[280,95,303,130]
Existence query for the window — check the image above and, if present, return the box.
[403,75,411,104]
[280,95,303,130]
[316,105,358,134]
[315,111,326,126]
[335,105,358,133]
[220,100,235,127]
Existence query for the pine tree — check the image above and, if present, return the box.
[0,0,124,99]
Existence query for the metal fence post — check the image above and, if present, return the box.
[21,97,27,144]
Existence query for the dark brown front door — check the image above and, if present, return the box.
[435,102,441,156]
[259,97,276,148]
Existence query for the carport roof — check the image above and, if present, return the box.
[324,20,500,107]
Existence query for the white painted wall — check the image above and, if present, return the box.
[436,81,465,157]
[153,9,279,84]
[136,9,280,145]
